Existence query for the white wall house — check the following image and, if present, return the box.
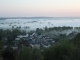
[15,34,29,40]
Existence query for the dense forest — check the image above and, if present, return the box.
[0,28,80,60]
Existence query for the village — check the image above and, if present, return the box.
[14,32,55,49]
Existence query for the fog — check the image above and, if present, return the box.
[0,18,80,31]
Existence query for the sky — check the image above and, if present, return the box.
[0,0,80,17]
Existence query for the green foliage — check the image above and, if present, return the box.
[44,26,73,31]
[16,47,32,60]
[15,33,80,60]
[36,28,43,35]
[72,33,80,48]
[16,47,43,60]
[42,40,73,60]
[0,29,4,40]
[0,40,5,50]
[17,38,30,49]
[70,48,80,60]
[70,33,80,60]
[0,29,27,40]
[31,47,43,60]
[1,47,16,60]
[59,34,67,39]
[44,26,49,31]
[21,30,26,35]
[1,28,80,60]
[12,29,21,39]
[28,31,34,35]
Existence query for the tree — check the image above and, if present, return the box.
[44,26,48,31]
[12,26,14,29]
[72,33,80,48]
[0,40,5,50]
[70,48,80,60]
[17,38,30,49]
[42,39,73,60]
[1,47,16,60]
[59,34,67,39]
[6,35,14,47]
[12,29,21,39]
[0,29,3,40]
[36,28,43,35]
[31,47,43,60]
[21,30,26,35]
[16,47,43,60]
[70,33,80,60]
[16,47,32,60]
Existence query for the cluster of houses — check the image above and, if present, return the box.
[4,31,78,50]
[14,32,55,49]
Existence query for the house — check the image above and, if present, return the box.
[30,44,40,49]
[43,44,51,48]
[4,44,18,50]
[15,34,29,40]
[12,44,18,49]
[14,32,56,49]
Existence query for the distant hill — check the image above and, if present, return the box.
[0,17,54,20]
[0,18,7,20]
[0,17,80,20]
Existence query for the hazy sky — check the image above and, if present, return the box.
[0,0,80,17]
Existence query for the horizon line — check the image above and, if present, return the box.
[0,16,80,18]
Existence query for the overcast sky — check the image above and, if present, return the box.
[0,0,80,17]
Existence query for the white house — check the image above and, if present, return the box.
[15,34,29,40]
